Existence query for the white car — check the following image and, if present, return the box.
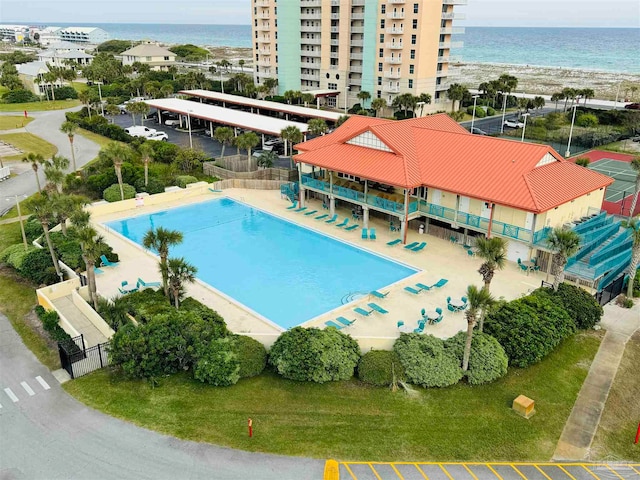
[124,126,157,138]
[164,119,180,126]
[146,131,169,141]
[503,119,525,129]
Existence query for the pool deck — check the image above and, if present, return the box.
[91,188,548,349]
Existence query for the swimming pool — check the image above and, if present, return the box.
[106,198,418,329]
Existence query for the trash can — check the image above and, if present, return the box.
[419,224,425,235]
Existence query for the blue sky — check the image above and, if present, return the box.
[2,0,639,27]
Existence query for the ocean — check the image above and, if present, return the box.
[34,23,639,73]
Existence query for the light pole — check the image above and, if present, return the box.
[96,81,104,116]
[344,85,350,114]
[5,195,28,250]
[187,109,193,149]
[220,71,224,94]
[470,94,479,133]
[565,104,578,157]
[614,80,623,110]
[520,113,530,142]
[500,91,508,134]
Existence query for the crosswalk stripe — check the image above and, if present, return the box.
[4,387,19,402]
[35,376,50,390]
[21,381,35,396]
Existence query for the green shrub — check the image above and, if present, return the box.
[486,106,496,116]
[232,335,267,378]
[150,141,180,164]
[0,244,35,269]
[357,350,405,387]
[19,248,58,285]
[175,175,198,188]
[393,333,463,388]
[24,218,44,241]
[576,113,598,127]
[52,86,78,100]
[269,327,361,383]
[193,338,240,386]
[34,306,72,343]
[103,183,136,202]
[2,88,39,103]
[484,294,576,368]
[575,157,590,167]
[633,270,640,298]
[466,106,485,118]
[444,332,508,385]
[532,283,603,329]
[134,177,165,194]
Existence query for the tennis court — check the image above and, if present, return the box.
[588,158,637,203]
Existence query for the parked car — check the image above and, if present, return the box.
[146,131,169,141]
[263,138,285,154]
[471,127,488,135]
[165,119,181,126]
[118,104,128,114]
[124,126,157,138]
[632,136,640,142]
[624,103,640,110]
[503,119,525,129]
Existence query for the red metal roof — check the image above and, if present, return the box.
[294,115,614,213]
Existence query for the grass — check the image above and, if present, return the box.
[0,223,59,370]
[0,115,33,130]
[596,141,640,155]
[63,331,602,461]
[591,331,640,461]
[77,128,120,148]
[71,82,89,93]
[0,99,81,112]
[0,132,58,160]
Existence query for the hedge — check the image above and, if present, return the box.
[233,335,267,378]
[445,331,508,385]
[134,177,165,194]
[19,248,59,285]
[103,183,136,202]
[34,305,73,343]
[175,175,198,188]
[52,86,78,100]
[65,111,134,143]
[2,89,39,103]
[269,327,361,383]
[357,350,405,387]
[393,333,463,388]
[0,244,35,269]
[531,283,603,330]
[193,337,240,386]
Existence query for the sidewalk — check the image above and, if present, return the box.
[553,301,640,460]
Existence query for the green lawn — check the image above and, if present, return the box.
[63,331,602,461]
[0,132,58,160]
[0,115,33,130]
[77,128,120,148]
[0,99,81,112]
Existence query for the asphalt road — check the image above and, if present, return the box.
[0,313,323,480]
[460,106,556,135]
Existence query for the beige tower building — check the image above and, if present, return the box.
[251,0,464,114]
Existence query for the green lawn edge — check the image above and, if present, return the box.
[0,99,81,112]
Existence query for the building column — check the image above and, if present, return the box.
[157,110,162,123]
[363,207,369,229]
[209,122,214,137]
[400,217,406,242]
[329,196,335,217]
[298,165,305,208]
[179,115,183,128]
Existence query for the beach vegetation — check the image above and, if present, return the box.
[95,39,134,54]
[445,331,508,385]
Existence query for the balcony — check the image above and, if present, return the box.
[351,13,364,20]
[331,13,340,20]
[437,55,461,63]
[440,27,465,34]
[388,0,405,3]
[386,12,405,19]
[350,52,363,60]
[385,56,403,64]
[383,84,401,93]
[351,0,365,5]
[301,13,321,20]
[351,39,363,46]
[386,42,404,49]
[257,24,271,31]
[303,50,321,57]
[386,27,404,34]
[435,82,450,91]
[256,0,269,5]
[349,77,362,85]
[331,26,340,33]
[258,37,271,44]
[257,13,270,19]
[301,0,321,6]
[442,12,466,20]
[350,65,362,73]
[384,70,402,79]
[351,26,364,33]
[301,25,321,32]
[301,73,320,81]
[439,40,464,49]
[443,0,468,3]
[257,59,272,67]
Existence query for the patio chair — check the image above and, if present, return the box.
[519,263,529,273]
[368,303,388,314]
[325,214,338,224]
[447,303,456,312]
[100,255,119,267]
[208,188,222,193]
[315,213,329,220]
[322,201,329,210]
[467,249,475,257]
[286,201,298,210]
[404,286,421,295]
[389,222,398,232]
[336,218,349,228]
[414,319,426,333]
[137,277,161,289]
[324,320,344,330]
[431,278,448,288]
[411,242,427,252]
[94,268,104,275]
[397,321,404,329]
[450,236,458,244]
[336,317,355,327]
[354,306,373,317]
[387,238,402,246]
[344,224,359,231]
[304,209,318,216]
[294,206,307,213]
[404,242,419,250]
[461,296,468,304]
[369,228,377,240]
[361,228,368,240]
[370,290,389,299]
[415,283,431,291]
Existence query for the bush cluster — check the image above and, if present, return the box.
[66,111,134,143]
[48,228,118,271]
[357,350,405,387]
[2,88,39,103]
[0,244,58,285]
[466,106,486,118]
[531,283,603,330]
[175,175,198,188]
[134,177,165,194]
[233,335,267,378]
[103,183,136,202]
[393,333,463,388]
[444,331,508,385]
[269,327,361,383]
[193,338,240,386]
[52,86,78,100]
[34,305,73,343]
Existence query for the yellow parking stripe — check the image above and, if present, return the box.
[557,465,578,480]
[390,464,405,479]
[510,464,528,480]
[462,464,480,480]
[368,463,383,480]
[604,465,625,480]
[486,464,504,480]
[629,466,640,475]
[439,464,455,480]
[343,463,358,480]
[413,464,429,480]
[534,465,554,480]
[580,465,601,480]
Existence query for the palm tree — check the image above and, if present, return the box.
[357,90,371,109]
[43,155,70,193]
[214,126,234,159]
[280,125,303,166]
[551,92,563,112]
[546,227,581,291]
[101,142,133,201]
[371,98,387,117]
[580,88,594,106]
[238,59,245,72]
[76,225,101,309]
[256,150,278,169]
[24,193,62,282]
[283,90,296,104]
[447,84,467,113]
[160,84,174,98]
[562,87,576,111]
[142,227,184,297]
[78,90,92,118]
[59,121,78,171]
[301,93,315,108]
[22,152,45,192]
[417,93,432,117]
[105,103,120,119]
[128,101,150,126]
[52,193,83,236]
[623,218,640,298]
[138,142,154,187]
[462,285,494,372]
[166,257,198,309]
[626,156,640,217]
[307,118,328,136]
[474,236,507,331]
[233,132,260,171]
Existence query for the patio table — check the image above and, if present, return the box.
[449,299,465,310]
[425,311,439,324]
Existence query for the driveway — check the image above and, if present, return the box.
[0,313,323,480]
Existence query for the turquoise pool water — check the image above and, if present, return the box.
[106,198,417,329]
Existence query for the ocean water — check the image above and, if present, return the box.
[32,23,639,73]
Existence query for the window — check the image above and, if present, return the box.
[408,79,413,88]
[328,83,337,89]
[380,19,385,29]
[410,49,415,59]
[379,48,383,57]
[412,19,417,29]
[413,3,419,13]
[381,4,386,13]
[146,56,152,61]
[378,62,383,72]
[411,34,417,44]
[379,34,384,43]
[409,64,414,74]
[377,76,382,85]
[164,56,169,61]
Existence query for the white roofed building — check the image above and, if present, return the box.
[0,24,30,42]
[37,41,94,67]
[16,61,65,96]
[57,26,109,44]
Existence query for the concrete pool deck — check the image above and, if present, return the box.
[89,186,548,349]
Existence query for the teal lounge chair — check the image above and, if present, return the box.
[432,278,448,288]
[286,201,298,210]
[94,268,104,275]
[304,209,318,216]
[415,283,431,291]
[325,320,344,329]
[354,307,373,316]
[404,286,421,295]
[137,277,161,289]
[208,188,222,193]
[294,206,307,213]
[369,228,377,240]
[411,242,427,252]
[361,228,368,240]
[344,224,359,231]
[315,213,329,220]
[100,255,119,267]
[368,302,388,314]
[370,290,389,299]
[325,214,338,224]
[336,218,349,228]
[404,241,419,250]
[387,238,402,246]
[336,317,355,327]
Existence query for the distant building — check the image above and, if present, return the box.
[57,26,109,44]
[16,61,64,96]
[0,24,30,42]
[120,44,177,71]
[37,41,94,68]
[34,26,62,46]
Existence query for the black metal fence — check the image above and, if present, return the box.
[58,334,111,379]
[594,274,626,306]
